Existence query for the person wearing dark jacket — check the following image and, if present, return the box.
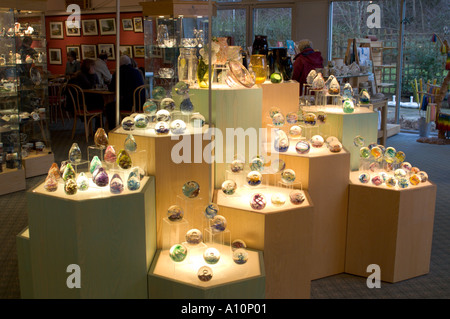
[68,59,102,111]
[292,39,324,95]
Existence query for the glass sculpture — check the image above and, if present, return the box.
[232,248,249,265]
[272,112,285,127]
[289,190,305,204]
[398,178,409,189]
[386,177,397,188]
[288,125,302,139]
[327,75,340,94]
[180,97,194,115]
[395,151,406,163]
[317,111,327,124]
[68,143,82,163]
[281,169,296,183]
[269,106,281,118]
[343,99,355,113]
[394,168,407,179]
[173,81,189,96]
[221,180,237,195]
[304,113,316,125]
[210,215,227,233]
[63,163,76,181]
[186,229,203,245]
[342,83,353,99]
[64,178,78,195]
[231,239,247,251]
[353,135,365,147]
[104,145,117,164]
[155,121,170,135]
[370,146,383,160]
[411,167,420,174]
[197,266,213,282]
[134,114,149,129]
[170,120,187,134]
[418,171,428,183]
[385,146,396,159]
[204,203,219,219]
[110,173,124,194]
[311,72,325,90]
[93,167,109,187]
[47,163,61,181]
[358,172,370,183]
[274,129,289,153]
[127,174,140,191]
[89,156,102,174]
[401,162,412,172]
[295,141,310,154]
[250,193,266,210]
[169,244,187,262]
[329,140,343,153]
[250,156,265,172]
[246,171,262,186]
[160,98,176,111]
[271,193,286,206]
[369,162,380,172]
[310,135,324,148]
[143,100,157,115]
[116,149,132,169]
[121,116,135,131]
[359,147,370,159]
[182,181,200,198]
[371,174,383,186]
[306,69,317,85]
[60,161,69,176]
[286,112,298,124]
[76,172,89,191]
[152,86,166,100]
[409,174,421,186]
[359,89,371,104]
[44,176,58,192]
[94,128,109,148]
[230,159,244,173]
[203,247,220,264]
[156,109,171,122]
[124,134,137,152]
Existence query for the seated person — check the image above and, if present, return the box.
[94,53,112,86]
[106,55,144,130]
[68,59,103,111]
[65,51,81,77]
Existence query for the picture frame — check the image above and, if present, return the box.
[81,44,98,60]
[150,45,162,58]
[133,45,145,58]
[98,43,115,60]
[99,18,116,35]
[122,18,134,31]
[49,21,63,39]
[48,48,62,64]
[82,19,98,36]
[66,46,81,61]
[119,45,133,58]
[133,17,143,33]
[65,20,81,37]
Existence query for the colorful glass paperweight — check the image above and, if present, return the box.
[371,146,383,159]
[359,89,371,104]
[272,112,285,127]
[247,171,262,186]
[398,178,409,189]
[232,248,248,265]
[124,134,137,152]
[386,177,397,188]
[221,180,237,195]
[44,175,58,192]
[69,143,82,163]
[160,98,176,111]
[385,146,396,158]
[343,83,353,99]
[271,193,286,206]
[104,145,117,164]
[289,190,305,204]
[289,125,302,139]
[306,70,317,85]
[371,174,383,186]
[204,203,219,219]
[60,161,69,176]
[47,163,61,181]
[327,75,340,94]
[143,100,157,115]
[358,172,370,184]
[152,86,166,100]
[76,172,89,191]
[343,99,355,113]
[250,156,265,172]
[250,193,266,210]
[203,247,220,265]
[317,111,327,124]
[359,147,370,159]
[286,112,298,124]
[197,266,213,282]
[64,178,78,195]
[281,169,296,183]
[182,181,200,198]
[155,121,170,135]
[167,205,184,221]
[409,174,421,186]
[274,129,289,152]
[304,113,317,126]
[134,114,148,129]
[63,163,76,181]
[94,128,109,148]
[401,162,412,173]
[411,167,420,174]
[190,114,206,128]
[210,215,227,233]
[186,229,203,245]
[173,81,189,96]
[117,149,132,169]
[329,140,343,153]
[353,135,365,147]
[170,120,187,134]
[395,151,406,163]
[394,168,407,179]
[271,159,286,173]
[110,173,124,194]
[310,135,324,148]
[127,174,140,191]
[121,116,135,131]
[312,72,325,90]
[295,141,310,154]
[89,156,102,174]
[269,107,281,118]
[418,171,428,183]
[230,159,244,173]
[231,239,247,251]
[93,167,109,187]
[169,244,187,262]
[156,109,171,122]
[180,98,194,115]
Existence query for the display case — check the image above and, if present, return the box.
[0,8,52,185]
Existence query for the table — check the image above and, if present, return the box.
[83,89,115,106]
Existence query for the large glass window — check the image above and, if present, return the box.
[253,7,291,47]
[212,9,247,47]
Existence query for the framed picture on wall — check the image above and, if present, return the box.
[133,45,145,58]
[66,46,81,60]
[82,19,98,36]
[98,43,115,60]
[99,18,116,35]
[150,45,162,58]
[49,22,63,39]
[65,21,81,37]
[81,44,98,60]
[48,48,62,64]
[122,18,133,31]
[133,17,143,33]
[119,46,133,58]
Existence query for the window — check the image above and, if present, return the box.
[253,7,291,47]
[212,9,247,47]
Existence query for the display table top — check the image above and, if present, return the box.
[349,171,433,191]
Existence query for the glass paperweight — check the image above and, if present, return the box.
[411,167,420,174]
[286,112,298,124]
[170,120,187,135]
[304,113,317,125]
[76,172,89,191]
[289,190,305,205]
[398,178,409,189]
[369,162,380,172]
[359,147,370,159]
[230,159,244,173]
[353,135,365,147]
[312,72,325,90]
[359,89,371,104]
[269,72,282,84]
[272,112,285,127]
[124,134,137,152]
[250,156,265,172]
[60,161,69,176]
[203,247,220,265]
[190,114,206,128]
[401,162,412,173]
[343,99,355,113]
[169,244,188,262]
[180,97,194,115]
[368,143,377,150]
[271,193,286,206]
[143,100,157,115]
[306,69,317,85]
[108,174,123,194]
[358,172,370,184]
[232,248,248,265]
[134,114,148,129]
[182,181,200,198]
[185,229,203,245]
[343,83,353,99]
[395,151,406,164]
[410,174,421,186]
[317,111,327,124]
[167,205,184,222]
[246,171,262,186]
[93,167,109,187]
[47,163,61,181]
[204,203,219,219]
[89,156,102,174]
[289,125,302,139]
[221,180,237,195]
[117,150,132,169]
[250,193,266,210]
[155,121,170,135]
[121,117,135,131]
[418,171,428,183]
[69,143,82,163]
[384,147,396,159]
[174,81,189,96]
[394,168,407,179]
[274,129,289,152]
[152,86,166,100]
[295,141,310,154]
[197,266,213,282]
[63,163,76,181]
[156,110,171,122]
[329,140,343,153]
[327,75,340,94]
[64,178,78,195]
[231,239,247,251]
[371,146,383,159]
[371,174,383,186]
[281,169,296,183]
[386,177,397,188]
[44,176,58,192]
[310,135,324,148]
[269,107,281,118]
[94,128,109,148]
[160,98,176,112]
[210,215,227,233]
[127,174,140,191]
[104,145,117,164]
[271,159,286,173]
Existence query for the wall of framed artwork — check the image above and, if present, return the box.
[65,21,81,37]
[82,19,98,36]
[98,43,115,60]
[99,18,116,35]
[122,18,134,31]
[81,44,97,60]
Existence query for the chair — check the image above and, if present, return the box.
[66,84,104,142]
[48,78,69,125]
[120,84,148,120]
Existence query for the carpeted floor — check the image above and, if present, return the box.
[0,119,449,299]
